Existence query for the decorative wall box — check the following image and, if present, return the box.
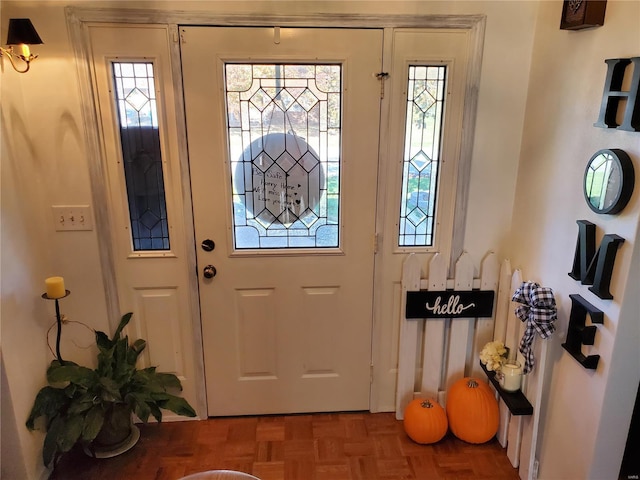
[560,0,607,30]
[561,294,603,369]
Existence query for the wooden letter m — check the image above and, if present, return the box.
[568,220,625,300]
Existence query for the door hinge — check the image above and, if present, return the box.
[373,233,379,254]
[375,72,389,99]
[370,364,374,384]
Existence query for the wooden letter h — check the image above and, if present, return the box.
[594,57,640,132]
[568,220,625,300]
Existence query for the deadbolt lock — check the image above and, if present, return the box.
[201,239,215,252]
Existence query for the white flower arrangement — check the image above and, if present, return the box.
[479,340,508,372]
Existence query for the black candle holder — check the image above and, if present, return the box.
[42,290,70,365]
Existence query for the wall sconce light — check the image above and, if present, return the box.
[0,18,43,73]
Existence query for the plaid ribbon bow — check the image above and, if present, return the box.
[512,281,557,374]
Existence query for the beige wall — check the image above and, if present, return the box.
[510,1,640,478]
[2,3,112,478]
[3,0,637,478]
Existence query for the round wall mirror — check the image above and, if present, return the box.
[584,149,635,215]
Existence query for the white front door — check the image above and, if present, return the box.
[181,27,383,415]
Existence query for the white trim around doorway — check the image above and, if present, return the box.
[65,6,485,417]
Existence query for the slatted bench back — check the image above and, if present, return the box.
[396,251,549,480]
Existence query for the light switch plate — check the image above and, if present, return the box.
[52,205,93,231]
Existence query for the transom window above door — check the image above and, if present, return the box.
[225,64,342,249]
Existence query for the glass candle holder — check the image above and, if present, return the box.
[499,361,523,392]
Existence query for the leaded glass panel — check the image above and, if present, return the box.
[112,62,170,251]
[399,65,446,247]
[225,64,342,249]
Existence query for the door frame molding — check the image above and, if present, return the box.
[66,6,485,415]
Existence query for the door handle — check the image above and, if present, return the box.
[203,265,217,279]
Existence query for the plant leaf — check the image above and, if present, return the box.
[96,345,115,378]
[125,391,153,403]
[131,396,151,423]
[127,339,146,365]
[50,359,80,368]
[26,386,68,430]
[148,402,162,423]
[153,373,183,391]
[150,392,170,401]
[157,395,197,418]
[113,312,133,341]
[95,330,112,352]
[135,372,182,395]
[81,406,105,442]
[98,377,122,402]
[131,370,165,394]
[113,337,134,381]
[58,414,84,452]
[43,416,64,467]
[67,394,97,415]
[47,364,96,387]
[124,392,153,423]
[64,383,79,398]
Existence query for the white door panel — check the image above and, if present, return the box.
[182,27,383,415]
[88,24,201,417]
[372,29,471,411]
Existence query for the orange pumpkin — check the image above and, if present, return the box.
[446,377,499,444]
[403,398,448,444]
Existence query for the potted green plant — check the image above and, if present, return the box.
[26,312,197,467]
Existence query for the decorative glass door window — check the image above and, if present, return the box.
[399,65,446,247]
[225,64,342,249]
[112,62,170,251]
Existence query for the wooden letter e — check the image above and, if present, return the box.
[561,294,603,370]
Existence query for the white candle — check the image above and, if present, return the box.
[17,44,31,59]
[45,277,66,299]
[500,361,523,392]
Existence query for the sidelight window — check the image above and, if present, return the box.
[398,65,446,247]
[112,62,170,251]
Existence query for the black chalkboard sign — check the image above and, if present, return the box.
[406,290,495,319]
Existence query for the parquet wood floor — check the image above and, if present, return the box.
[50,412,520,480]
